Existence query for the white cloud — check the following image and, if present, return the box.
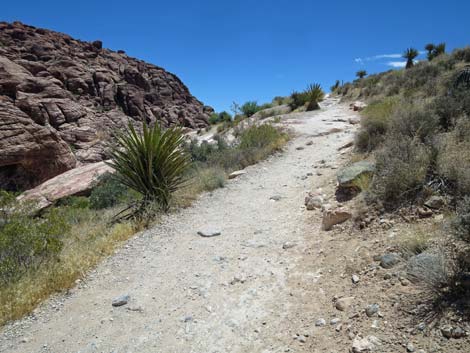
[387,61,407,68]
[372,53,402,59]
[354,53,402,64]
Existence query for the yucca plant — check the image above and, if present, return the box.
[425,43,435,61]
[403,48,419,69]
[330,80,341,92]
[108,123,191,216]
[304,83,325,111]
[356,70,367,79]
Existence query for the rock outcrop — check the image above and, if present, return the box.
[0,21,211,190]
[17,161,114,210]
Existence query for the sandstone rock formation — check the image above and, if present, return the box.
[17,161,114,210]
[0,21,211,190]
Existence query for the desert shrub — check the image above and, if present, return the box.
[272,96,290,106]
[289,84,325,111]
[108,123,190,213]
[194,167,226,191]
[372,135,431,208]
[219,111,232,122]
[289,91,309,110]
[89,173,130,210]
[209,111,232,125]
[400,231,431,257]
[209,113,219,125]
[437,120,470,196]
[0,191,68,285]
[259,103,273,110]
[403,62,443,93]
[239,124,286,150]
[452,196,470,242]
[240,101,261,117]
[452,46,470,63]
[389,102,440,143]
[59,196,90,209]
[356,97,399,152]
[187,136,228,163]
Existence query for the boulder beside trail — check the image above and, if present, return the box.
[337,161,375,189]
[17,161,114,210]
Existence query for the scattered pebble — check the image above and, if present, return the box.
[365,304,379,317]
[351,274,360,284]
[111,294,130,307]
[282,242,296,250]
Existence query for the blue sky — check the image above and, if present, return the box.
[2,0,470,111]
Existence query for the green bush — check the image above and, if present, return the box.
[187,136,228,163]
[108,123,191,213]
[209,113,219,125]
[289,84,324,111]
[89,173,130,210]
[240,101,261,117]
[372,135,431,209]
[0,191,68,285]
[289,91,309,110]
[209,111,232,125]
[58,196,90,209]
[356,97,399,152]
[239,124,286,150]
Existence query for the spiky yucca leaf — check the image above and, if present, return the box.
[305,83,325,111]
[403,48,419,69]
[108,123,190,213]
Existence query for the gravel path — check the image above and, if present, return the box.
[1,97,359,353]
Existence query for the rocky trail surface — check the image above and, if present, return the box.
[1,97,364,352]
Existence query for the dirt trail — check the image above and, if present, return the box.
[1,97,360,353]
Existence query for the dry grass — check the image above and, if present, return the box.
[0,209,134,325]
[399,226,433,258]
[351,173,372,192]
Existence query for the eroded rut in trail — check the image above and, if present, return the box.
[1,97,360,353]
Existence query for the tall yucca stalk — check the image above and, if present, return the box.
[108,123,190,213]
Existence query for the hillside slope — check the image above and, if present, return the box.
[0,21,212,190]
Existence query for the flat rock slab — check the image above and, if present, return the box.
[17,161,114,210]
[337,160,375,188]
[197,230,221,238]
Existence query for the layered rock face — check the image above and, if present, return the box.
[0,21,211,190]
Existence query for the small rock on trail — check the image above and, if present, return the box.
[112,294,130,307]
[197,230,221,237]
